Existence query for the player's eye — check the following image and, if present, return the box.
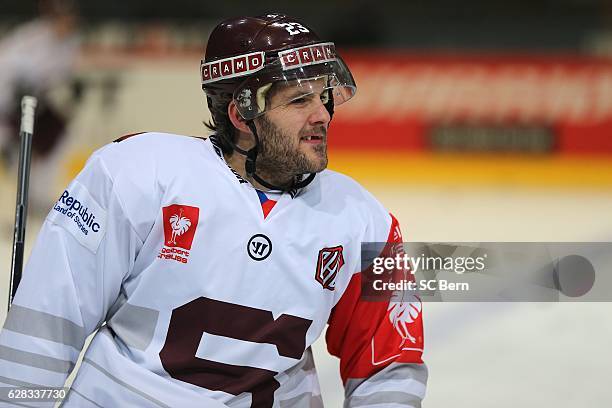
[320,90,330,104]
[290,96,307,105]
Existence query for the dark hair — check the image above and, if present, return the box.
[204,94,237,155]
[204,83,281,155]
[39,0,78,17]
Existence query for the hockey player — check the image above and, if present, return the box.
[0,0,80,211]
[0,14,427,407]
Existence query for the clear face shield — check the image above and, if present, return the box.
[232,44,356,121]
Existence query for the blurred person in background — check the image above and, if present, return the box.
[0,0,80,211]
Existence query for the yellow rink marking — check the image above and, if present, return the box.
[329,151,612,188]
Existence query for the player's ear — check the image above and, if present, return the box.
[227,101,253,135]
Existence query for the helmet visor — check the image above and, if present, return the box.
[233,53,356,121]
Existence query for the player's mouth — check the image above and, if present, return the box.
[300,135,325,144]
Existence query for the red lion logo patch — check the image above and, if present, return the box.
[162,204,199,250]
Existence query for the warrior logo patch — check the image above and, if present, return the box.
[158,204,199,264]
[315,246,344,291]
[247,234,272,261]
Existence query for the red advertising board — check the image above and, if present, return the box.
[330,53,612,155]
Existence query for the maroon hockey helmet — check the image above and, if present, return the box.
[201,13,356,121]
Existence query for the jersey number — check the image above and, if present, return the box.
[275,22,310,35]
[159,297,312,407]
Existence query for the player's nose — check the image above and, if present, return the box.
[308,98,331,127]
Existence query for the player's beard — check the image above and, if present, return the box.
[255,115,328,188]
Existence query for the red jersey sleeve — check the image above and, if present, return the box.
[326,214,427,406]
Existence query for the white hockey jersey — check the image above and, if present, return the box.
[0,133,426,407]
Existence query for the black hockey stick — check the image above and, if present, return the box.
[8,96,37,311]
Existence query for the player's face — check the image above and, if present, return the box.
[254,77,331,178]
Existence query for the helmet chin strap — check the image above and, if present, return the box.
[242,120,316,191]
[225,99,334,192]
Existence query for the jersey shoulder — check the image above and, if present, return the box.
[82,133,210,233]
[316,169,385,210]
[92,132,208,174]
[315,169,392,240]
[109,131,205,156]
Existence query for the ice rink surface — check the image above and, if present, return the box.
[1,180,611,407]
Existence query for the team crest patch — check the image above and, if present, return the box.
[158,204,199,264]
[315,246,344,291]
